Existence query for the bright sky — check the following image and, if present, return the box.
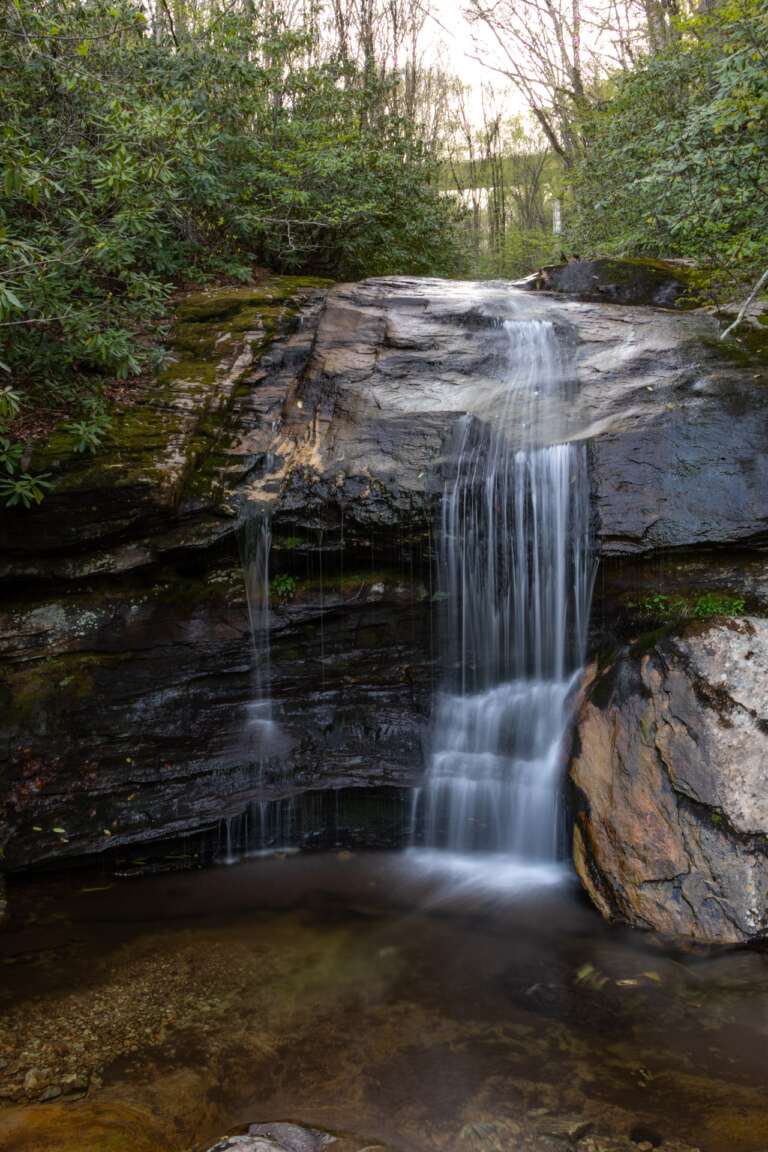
[422,0,528,121]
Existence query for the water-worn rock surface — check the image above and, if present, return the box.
[250,276,768,556]
[0,565,432,867]
[571,618,768,943]
[207,1123,341,1152]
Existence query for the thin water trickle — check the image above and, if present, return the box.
[239,500,295,764]
[414,302,592,863]
[240,502,275,735]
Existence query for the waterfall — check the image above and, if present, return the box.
[414,309,591,862]
[213,799,299,865]
[240,503,276,742]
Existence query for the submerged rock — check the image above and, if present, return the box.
[244,1124,334,1152]
[205,1125,393,1152]
[571,618,768,943]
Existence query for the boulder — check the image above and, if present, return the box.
[529,258,691,309]
[571,617,768,943]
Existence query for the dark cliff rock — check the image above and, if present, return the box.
[1,275,767,887]
[1,562,433,869]
[571,618,768,943]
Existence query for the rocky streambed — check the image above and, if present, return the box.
[2,853,768,1152]
[1,267,768,946]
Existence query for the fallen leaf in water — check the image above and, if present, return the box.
[575,963,609,990]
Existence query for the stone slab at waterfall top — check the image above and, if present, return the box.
[2,274,766,573]
[260,277,768,556]
[571,617,768,943]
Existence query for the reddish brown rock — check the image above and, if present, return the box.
[571,618,768,943]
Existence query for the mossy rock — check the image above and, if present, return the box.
[534,257,693,309]
[7,649,132,725]
[710,316,768,367]
[3,277,329,559]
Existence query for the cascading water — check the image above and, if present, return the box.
[240,503,275,741]
[413,302,592,867]
[216,502,294,865]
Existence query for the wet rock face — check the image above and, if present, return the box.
[1,276,767,881]
[207,1129,336,1152]
[3,276,766,574]
[0,562,433,869]
[571,618,768,943]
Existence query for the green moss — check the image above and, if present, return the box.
[627,590,746,623]
[174,277,331,324]
[703,321,768,368]
[9,651,131,721]
[629,623,676,657]
[639,703,655,742]
[724,323,768,364]
[609,256,692,280]
[30,276,330,493]
[294,568,407,598]
[273,534,308,550]
[151,566,242,606]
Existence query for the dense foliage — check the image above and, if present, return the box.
[568,0,768,293]
[0,0,459,492]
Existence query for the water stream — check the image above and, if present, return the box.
[229,503,293,862]
[240,502,275,737]
[414,306,591,864]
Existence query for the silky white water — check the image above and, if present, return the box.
[414,303,591,863]
[241,503,275,737]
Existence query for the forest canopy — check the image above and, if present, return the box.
[1,0,459,406]
[569,0,768,290]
